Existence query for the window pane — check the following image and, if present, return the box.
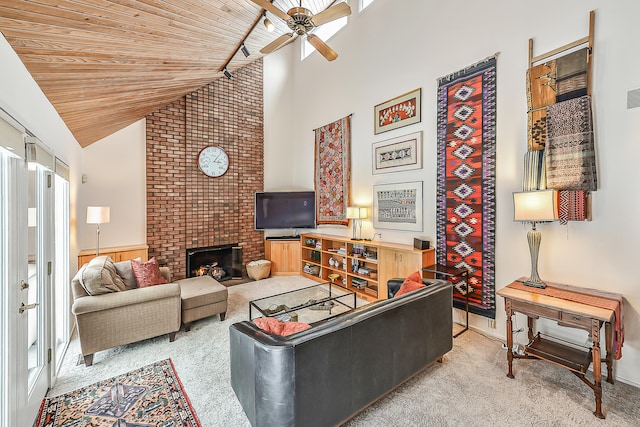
[27,167,40,387]
[302,16,348,60]
[360,0,376,11]
[53,175,70,372]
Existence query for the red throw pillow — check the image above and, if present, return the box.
[280,321,312,336]
[253,317,311,336]
[131,257,168,288]
[253,317,281,334]
[394,270,425,298]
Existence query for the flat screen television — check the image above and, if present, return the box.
[254,191,316,230]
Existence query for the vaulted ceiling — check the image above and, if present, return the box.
[0,0,336,147]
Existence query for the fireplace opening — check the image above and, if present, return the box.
[186,244,242,281]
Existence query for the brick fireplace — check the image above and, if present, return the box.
[145,60,264,280]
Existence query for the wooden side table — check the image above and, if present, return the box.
[422,264,469,337]
[497,279,622,419]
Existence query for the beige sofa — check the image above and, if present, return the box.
[71,256,181,366]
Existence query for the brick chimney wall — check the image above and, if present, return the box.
[146,60,264,279]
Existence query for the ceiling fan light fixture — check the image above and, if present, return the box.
[263,13,274,32]
[223,67,233,80]
[251,0,351,61]
[240,43,250,57]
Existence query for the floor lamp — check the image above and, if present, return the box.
[87,206,110,256]
[513,191,557,288]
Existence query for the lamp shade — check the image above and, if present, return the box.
[513,190,557,222]
[263,14,274,32]
[346,206,368,219]
[87,206,110,224]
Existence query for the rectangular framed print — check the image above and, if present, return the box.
[374,88,421,134]
[373,181,423,231]
[372,131,422,174]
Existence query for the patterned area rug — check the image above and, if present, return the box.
[35,359,200,427]
[436,55,497,319]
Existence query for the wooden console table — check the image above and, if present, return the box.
[77,244,148,269]
[497,279,623,419]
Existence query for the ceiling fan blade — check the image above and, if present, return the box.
[311,2,352,27]
[250,0,291,22]
[260,33,297,54]
[306,34,338,61]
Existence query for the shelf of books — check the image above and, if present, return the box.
[300,233,434,301]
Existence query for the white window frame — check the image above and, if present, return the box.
[0,149,9,427]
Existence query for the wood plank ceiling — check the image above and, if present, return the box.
[0,0,335,147]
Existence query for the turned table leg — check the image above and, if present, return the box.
[505,301,514,379]
[592,319,605,419]
[604,321,614,384]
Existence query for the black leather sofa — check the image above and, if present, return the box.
[229,279,453,427]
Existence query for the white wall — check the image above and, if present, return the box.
[264,0,640,386]
[0,34,82,271]
[77,120,147,250]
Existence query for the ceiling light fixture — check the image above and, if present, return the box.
[263,12,274,32]
[240,43,250,57]
[219,5,270,80]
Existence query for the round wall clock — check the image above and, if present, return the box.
[197,146,229,177]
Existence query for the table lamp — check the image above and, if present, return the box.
[513,190,557,288]
[346,206,368,240]
[87,206,110,256]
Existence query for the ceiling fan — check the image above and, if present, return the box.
[251,0,352,61]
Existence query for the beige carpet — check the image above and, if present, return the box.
[49,276,640,426]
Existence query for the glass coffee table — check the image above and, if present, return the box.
[249,282,356,324]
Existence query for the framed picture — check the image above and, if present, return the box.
[372,181,423,231]
[374,88,421,134]
[372,131,422,174]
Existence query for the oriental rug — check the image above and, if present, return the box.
[34,359,200,427]
[314,115,351,225]
[436,55,497,319]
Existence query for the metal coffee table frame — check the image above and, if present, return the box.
[422,265,469,337]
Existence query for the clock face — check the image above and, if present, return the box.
[197,146,229,177]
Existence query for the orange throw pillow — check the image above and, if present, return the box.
[253,317,311,336]
[394,270,425,298]
[131,257,169,288]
